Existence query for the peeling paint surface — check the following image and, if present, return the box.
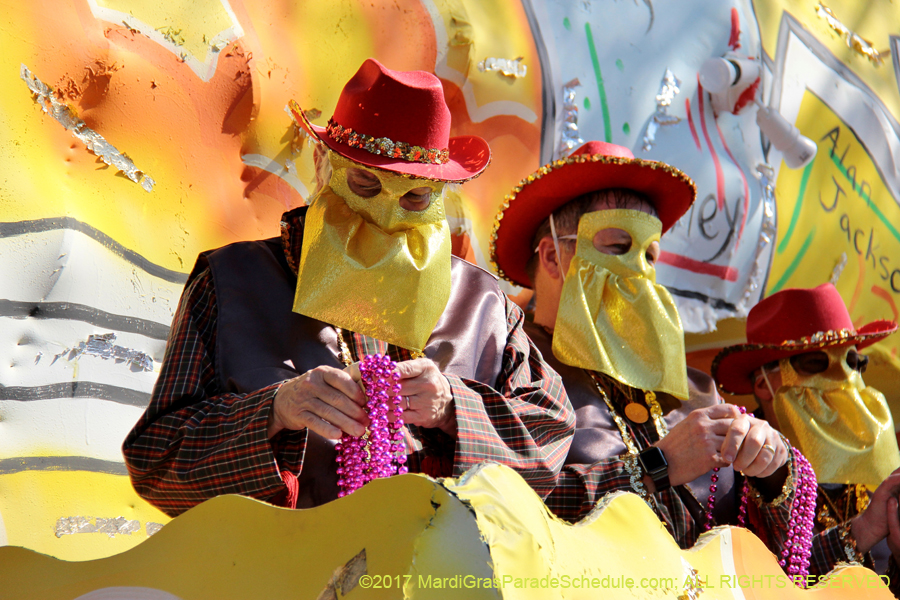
[57,333,154,372]
[55,516,142,539]
[21,65,156,192]
[477,57,527,78]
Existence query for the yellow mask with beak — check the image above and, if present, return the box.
[770,345,900,488]
[552,209,689,399]
[293,152,452,352]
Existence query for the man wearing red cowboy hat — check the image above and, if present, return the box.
[123,58,574,516]
[491,140,798,553]
[712,283,900,589]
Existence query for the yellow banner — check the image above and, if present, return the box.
[769,90,900,376]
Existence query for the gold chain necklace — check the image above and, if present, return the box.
[589,372,668,439]
[588,372,666,514]
[335,327,353,367]
[590,371,728,533]
[817,484,869,529]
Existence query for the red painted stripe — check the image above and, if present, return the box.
[685,98,702,150]
[658,250,739,281]
[728,7,742,50]
[713,115,750,241]
[697,80,726,209]
[872,285,899,321]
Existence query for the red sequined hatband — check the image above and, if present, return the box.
[326,118,450,165]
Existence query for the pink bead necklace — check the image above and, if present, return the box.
[591,373,816,584]
[707,408,817,587]
[335,354,407,497]
[736,450,817,586]
[770,450,817,587]
[704,406,748,531]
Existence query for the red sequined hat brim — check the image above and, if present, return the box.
[289,102,490,184]
[490,151,696,288]
[711,321,898,395]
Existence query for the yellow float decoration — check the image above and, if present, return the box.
[0,464,891,599]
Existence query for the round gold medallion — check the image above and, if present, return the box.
[624,401,650,424]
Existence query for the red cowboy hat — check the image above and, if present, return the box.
[288,58,490,183]
[712,283,897,395]
[490,141,696,288]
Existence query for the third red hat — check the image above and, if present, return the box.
[712,283,897,394]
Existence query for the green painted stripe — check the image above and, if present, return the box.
[585,23,612,143]
[776,161,814,254]
[830,152,900,244]
[769,228,816,294]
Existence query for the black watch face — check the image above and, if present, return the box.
[640,447,667,472]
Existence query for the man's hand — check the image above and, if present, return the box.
[267,366,368,439]
[654,404,742,486]
[851,467,900,554]
[396,358,456,436]
[720,413,789,479]
[886,496,900,558]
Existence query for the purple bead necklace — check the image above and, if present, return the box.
[335,354,407,497]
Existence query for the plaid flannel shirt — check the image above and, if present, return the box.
[542,405,868,582]
[535,368,800,557]
[811,487,899,596]
[123,209,574,517]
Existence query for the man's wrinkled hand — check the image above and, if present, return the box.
[395,358,456,436]
[851,467,900,554]
[267,366,368,440]
[654,403,741,486]
[886,496,900,559]
[720,413,788,479]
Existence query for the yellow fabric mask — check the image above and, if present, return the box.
[293,152,452,352]
[772,345,900,488]
[552,209,689,400]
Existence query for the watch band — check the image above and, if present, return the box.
[638,446,671,493]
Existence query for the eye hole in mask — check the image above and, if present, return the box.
[346,168,382,197]
[555,230,661,266]
[345,167,435,211]
[590,228,661,266]
[788,348,868,376]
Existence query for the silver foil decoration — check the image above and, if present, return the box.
[558,78,585,158]
[56,332,154,372]
[20,64,156,192]
[642,69,682,152]
[146,522,165,536]
[816,3,884,66]
[477,57,527,79]
[55,516,142,538]
[829,252,848,285]
[737,164,778,313]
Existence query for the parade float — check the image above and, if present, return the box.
[1,0,898,597]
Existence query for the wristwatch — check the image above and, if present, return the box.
[638,446,671,493]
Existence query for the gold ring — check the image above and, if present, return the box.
[761,443,776,454]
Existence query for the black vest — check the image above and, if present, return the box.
[199,235,508,506]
